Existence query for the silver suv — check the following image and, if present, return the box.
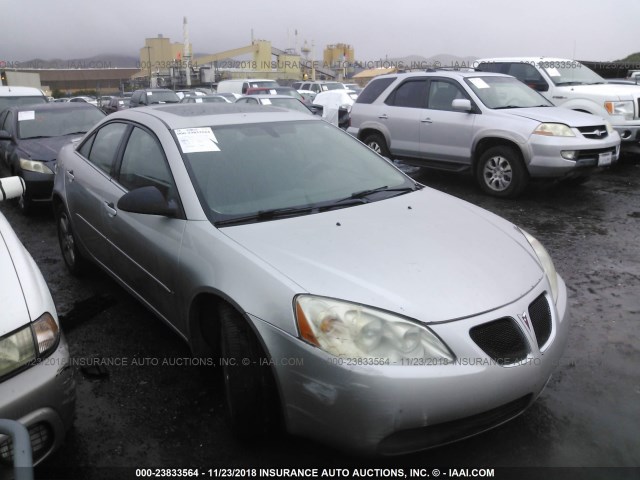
[348,71,621,197]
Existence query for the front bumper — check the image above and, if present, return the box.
[526,135,620,178]
[253,278,570,455]
[0,335,76,466]
[19,169,55,203]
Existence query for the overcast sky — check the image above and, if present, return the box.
[1,0,639,63]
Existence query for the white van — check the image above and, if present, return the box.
[216,78,279,95]
[0,86,48,111]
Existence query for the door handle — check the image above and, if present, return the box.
[421,118,433,123]
[65,170,75,182]
[378,114,388,119]
[104,201,117,217]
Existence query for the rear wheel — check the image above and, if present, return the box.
[219,303,280,439]
[56,204,88,275]
[363,133,391,159]
[476,146,528,198]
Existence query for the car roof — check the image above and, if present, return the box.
[108,103,317,129]
[476,57,575,63]
[6,102,101,112]
[378,70,512,81]
[244,94,300,100]
[0,86,46,96]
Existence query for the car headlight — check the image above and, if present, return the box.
[604,100,634,119]
[295,295,454,363]
[521,230,559,303]
[19,158,54,174]
[532,123,575,137]
[0,313,59,379]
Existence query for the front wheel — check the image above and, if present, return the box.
[476,146,528,198]
[219,303,280,439]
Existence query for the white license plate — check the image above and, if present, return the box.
[598,152,612,166]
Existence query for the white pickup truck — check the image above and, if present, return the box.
[476,57,640,153]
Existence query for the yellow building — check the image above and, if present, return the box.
[139,35,186,75]
[323,43,355,69]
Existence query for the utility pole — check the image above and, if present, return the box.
[143,46,152,88]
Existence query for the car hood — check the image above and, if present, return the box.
[561,83,640,100]
[18,135,82,162]
[506,107,607,126]
[222,188,544,323]
[0,215,30,335]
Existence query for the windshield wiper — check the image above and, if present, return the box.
[215,205,315,227]
[328,185,420,206]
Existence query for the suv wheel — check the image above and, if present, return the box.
[476,146,528,198]
[363,133,391,158]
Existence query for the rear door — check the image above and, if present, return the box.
[381,78,428,157]
[63,122,128,268]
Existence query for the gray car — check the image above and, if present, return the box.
[347,71,621,197]
[52,103,569,455]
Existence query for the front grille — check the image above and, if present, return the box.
[378,394,533,455]
[577,125,609,140]
[469,318,529,365]
[529,294,552,349]
[575,146,617,160]
[0,422,53,465]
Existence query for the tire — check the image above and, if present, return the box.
[363,133,392,159]
[219,303,280,439]
[476,145,528,198]
[55,204,88,276]
[17,192,33,215]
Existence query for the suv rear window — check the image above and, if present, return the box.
[355,77,396,104]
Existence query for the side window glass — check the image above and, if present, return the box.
[118,127,175,199]
[87,122,127,175]
[386,80,427,108]
[356,77,395,104]
[428,80,465,111]
[77,133,95,158]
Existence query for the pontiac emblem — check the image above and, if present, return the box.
[519,312,531,331]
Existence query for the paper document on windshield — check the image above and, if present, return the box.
[175,127,220,153]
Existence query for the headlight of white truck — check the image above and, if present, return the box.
[604,101,634,120]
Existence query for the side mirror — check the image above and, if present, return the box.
[451,98,473,112]
[308,104,323,116]
[0,176,26,201]
[117,186,178,217]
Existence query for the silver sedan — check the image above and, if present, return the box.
[52,103,569,455]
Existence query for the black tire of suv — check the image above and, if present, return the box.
[219,303,280,440]
[476,146,528,198]
[363,133,391,159]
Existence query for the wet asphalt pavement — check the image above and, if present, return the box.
[0,157,639,480]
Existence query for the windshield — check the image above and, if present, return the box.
[248,81,279,89]
[178,120,413,224]
[323,83,346,91]
[262,98,311,114]
[147,91,179,104]
[0,96,47,111]
[465,76,553,109]
[541,61,605,86]
[17,107,105,139]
